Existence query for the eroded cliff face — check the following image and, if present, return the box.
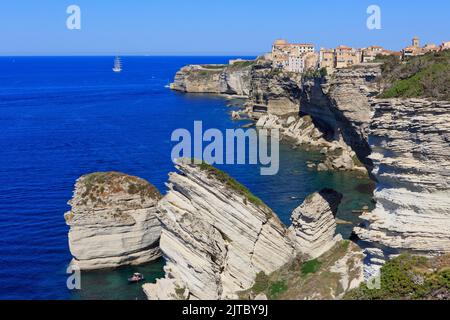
[247,60,302,115]
[301,64,382,169]
[353,99,450,276]
[171,59,303,116]
[143,160,296,300]
[143,160,362,300]
[168,60,450,285]
[170,64,252,96]
[65,172,162,270]
[256,114,367,173]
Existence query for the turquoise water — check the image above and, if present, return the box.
[0,56,374,300]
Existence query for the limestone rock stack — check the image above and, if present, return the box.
[354,99,450,276]
[65,172,162,270]
[143,160,296,300]
[289,189,344,259]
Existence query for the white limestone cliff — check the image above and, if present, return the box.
[171,64,252,96]
[143,160,356,300]
[289,189,344,259]
[143,160,296,300]
[354,99,450,277]
[64,172,162,270]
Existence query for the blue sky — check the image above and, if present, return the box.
[1,0,449,55]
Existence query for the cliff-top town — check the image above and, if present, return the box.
[266,37,450,74]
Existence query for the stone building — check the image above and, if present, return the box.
[319,48,335,73]
[362,46,384,63]
[271,39,315,72]
[335,45,359,69]
[401,37,439,58]
[287,55,304,73]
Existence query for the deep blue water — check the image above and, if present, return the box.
[0,56,374,300]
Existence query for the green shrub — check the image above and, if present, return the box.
[268,280,288,299]
[379,50,450,100]
[344,254,449,300]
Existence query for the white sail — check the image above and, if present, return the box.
[112,56,122,73]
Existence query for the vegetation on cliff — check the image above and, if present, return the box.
[240,241,363,300]
[198,162,271,214]
[378,50,450,100]
[345,254,450,300]
[78,172,162,206]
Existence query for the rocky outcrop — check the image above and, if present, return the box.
[171,62,380,173]
[289,189,344,259]
[143,159,352,300]
[240,241,365,300]
[143,160,296,300]
[65,172,162,270]
[353,99,450,277]
[171,59,302,116]
[301,64,382,169]
[256,114,367,172]
[247,60,302,115]
[171,63,252,96]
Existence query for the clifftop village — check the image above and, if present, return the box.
[260,37,450,74]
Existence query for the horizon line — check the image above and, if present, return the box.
[0,53,262,57]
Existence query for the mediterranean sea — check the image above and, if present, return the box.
[0,56,374,300]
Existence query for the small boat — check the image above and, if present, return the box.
[128,272,144,283]
[112,56,122,73]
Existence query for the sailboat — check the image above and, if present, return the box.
[112,56,122,73]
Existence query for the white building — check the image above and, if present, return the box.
[287,55,305,73]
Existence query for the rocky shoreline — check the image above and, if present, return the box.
[170,58,380,174]
[64,56,450,300]
[65,160,363,300]
[168,58,450,280]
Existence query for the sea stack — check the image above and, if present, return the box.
[65,172,162,270]
[143,159,296,300]
[289,189,344,259]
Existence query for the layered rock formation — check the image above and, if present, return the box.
[256,114,366,172]
[289,189,344,259]
[354,99,450,276]
[171,61,381,174]
[65,172,162,270]
[143,159,353,300]
[247,60,302,115]
[144,160,296,300]
[301,64,382,169]
[171,63,252,96]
